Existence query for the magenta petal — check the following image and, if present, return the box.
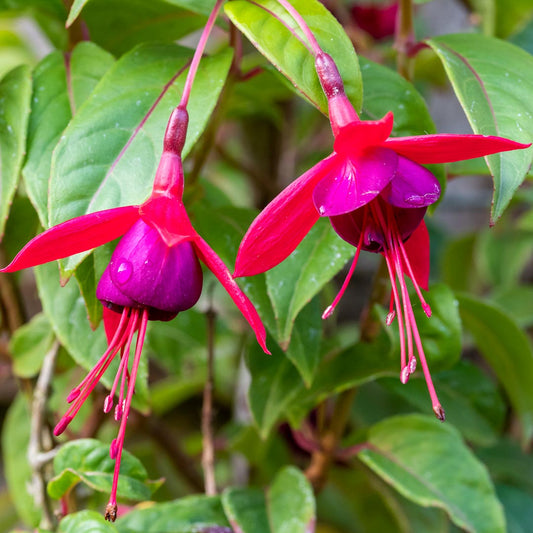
[234,155,338,277]
[330,201,427,252]
[1,206,139,272]
[102,219,203,314]
[97,267,136,310]
[313,147,398,217]
[330,207,385,252]
[194,236,269,354]
[381,156,440,208]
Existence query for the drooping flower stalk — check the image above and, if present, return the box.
[237,2,530,420]
[2,0,268,521]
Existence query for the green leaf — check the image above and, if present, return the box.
[268,467,315,533]
[281,297,322,386]
[428,34,533,221]
[511,16,533,55]
[225,0,362,114]
[65,0,89,26]
[477,228,533,287]
[115,495,231,532]
[441,234,478,292]
[221,467,315,533]
[1,394,41,527]
[286,331,395,426]
[360,57,435,137]
[477,440,533,494]
[382,360,506,446]
[72,244,113,329]
[0,1,68,48]
[2,196,39,268]
[9,312,55,378]
[34,260,149,411]
[358,414,506,533]
[359,57,445,191]
[222,488,270,533]
[0,64,31,238]
[496,484,533,533]
[23,42,115,226]
[457,294,533,445]
[49,44,232,275]
[470,0,533,38]
[246,336,303,438]
[67,0,216,27]
[48,439,160,501]
[58,510,118,533]
[380,283,462,373]
[265,217,353,349]
[81,0,207,55]
[490,284,533,327]
[321,467,449,533]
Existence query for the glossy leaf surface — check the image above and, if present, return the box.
[0,65,31,238]
[9,312,55,378]
[23,42,115,226]
[48,439,159,501]
[76,0,206,55]
[225,0,362,114]
[49,44,232,274]
[358,414,506,533]
[222,467,315,533]
[458,294,533,445]
[115,495,231,532]
[428,34,533,221]
[58,511,118,533]
[2,394,41,527]
[265,217,352,351]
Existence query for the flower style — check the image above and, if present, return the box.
[2,106,268,521]
[235,52,530,421]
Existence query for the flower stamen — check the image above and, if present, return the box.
[105,308,149,521]
[322,208,368,319]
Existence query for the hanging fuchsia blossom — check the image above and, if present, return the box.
[2,106,268,521]
[235,52,530,421]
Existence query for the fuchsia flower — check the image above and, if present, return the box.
[235,52,530,421]
[2,106,268,521]
[351,1,399,41]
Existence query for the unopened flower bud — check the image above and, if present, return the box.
[97,219,203,320]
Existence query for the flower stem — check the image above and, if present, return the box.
[29,341,60,530]
[276,0,323,56]
[202,300,217,496]
[395,0,415,80]
[179,0,225,110]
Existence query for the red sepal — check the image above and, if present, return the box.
[102,306,125,344]
[234,155,339,277]
[385,134,530,164]
[1,206,139,272]
[403,220,430,290]
[193,236,269,354]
